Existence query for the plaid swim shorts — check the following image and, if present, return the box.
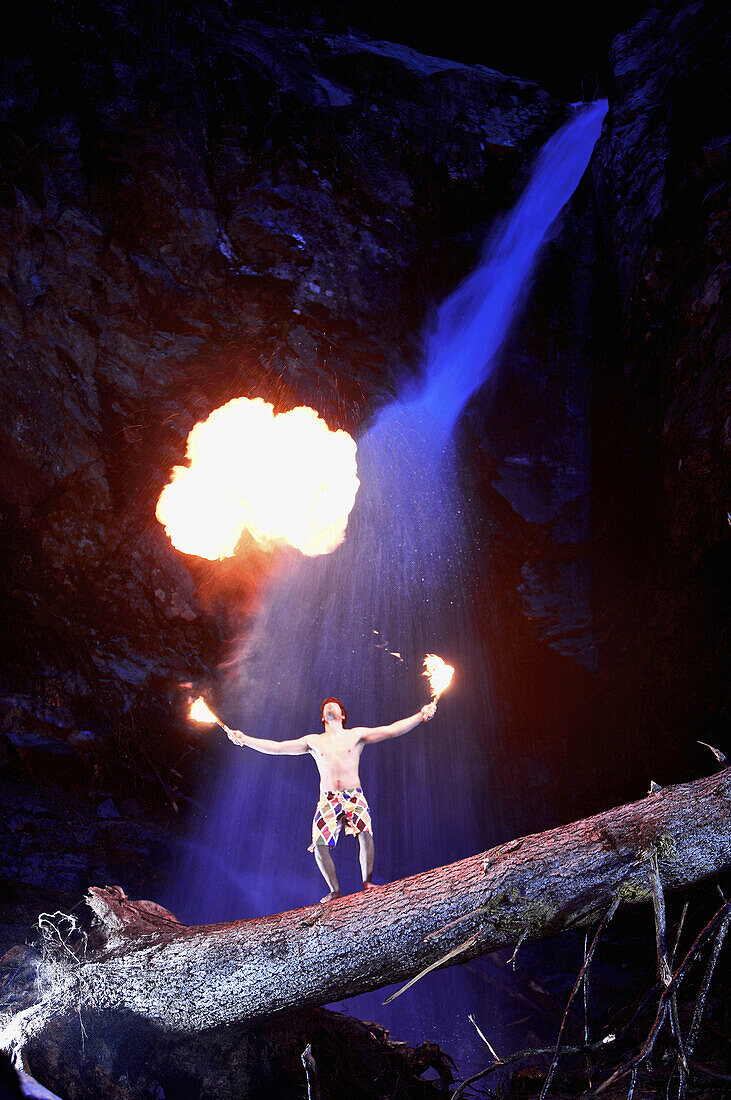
[308,787,373,851]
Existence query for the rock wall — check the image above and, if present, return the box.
[0,1,559,773]
[456,169,608,831]
[590,0,729,789]
[0,1,561,947]
[1,3,728,1096]
[0,0,726,943]
[444,0,729,831]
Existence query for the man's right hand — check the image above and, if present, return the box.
[420,702,437,722]
[227,729,246,747]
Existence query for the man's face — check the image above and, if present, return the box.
[322,700,343,726]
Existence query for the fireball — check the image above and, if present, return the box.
[156,398,359,559]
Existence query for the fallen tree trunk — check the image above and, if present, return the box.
[6,769,731,1040]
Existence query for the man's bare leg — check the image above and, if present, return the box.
[314,843,340,902]
[358,831,377,890]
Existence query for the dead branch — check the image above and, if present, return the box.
[686,903,731,1059]
[450,1035,618,1100]
[648,846,688,1093]
[453,895,730,1100]
[595,899,731,1094]
[538,895,621,1099]
[301,1042,320,1100]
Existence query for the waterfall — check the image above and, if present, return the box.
[166,99,607,1062]
[412,98,607,429]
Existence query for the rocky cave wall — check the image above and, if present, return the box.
[0,0,727,944]
[591,0,729,791]
[0,0,562,948]
[0,2,561,744]
[449,0,729,833]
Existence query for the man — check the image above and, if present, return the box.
[225,696,437,902]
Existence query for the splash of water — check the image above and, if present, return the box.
[167,100,607,1062]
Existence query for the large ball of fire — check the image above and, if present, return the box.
[156,398,360,559]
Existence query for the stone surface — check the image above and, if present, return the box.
[448,0,729,830]
[0,746,174,957]
[590,0,729,790]
[0,1,560,779]
[23,1007,449,1100]
[0,2,567,1004]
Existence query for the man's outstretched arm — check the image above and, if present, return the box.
[225,727,310,755]
[358,702,436,744]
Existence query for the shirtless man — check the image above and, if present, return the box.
[225,696,437,901]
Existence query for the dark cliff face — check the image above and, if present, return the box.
[444,0,729,831]
[0,2,559,767]
[0,0,726,939]
[590,0,729,787]
[0,3,562,941]
[201,0,652,100]
[456,169,607,831]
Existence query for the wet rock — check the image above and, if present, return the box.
[24,1006,446,1100]
[463,168,601,674]
[0,4,561,785]
[96,797,121,819]
[589,0,729,786]
[0,771,175,956]
[451,0,729,830]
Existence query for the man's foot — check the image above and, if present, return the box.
[362,881,380,892]
[320,889,341,903]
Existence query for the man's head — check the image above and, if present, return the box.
[321,697,347,729]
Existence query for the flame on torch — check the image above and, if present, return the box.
[423,653,454,701]
[189,697,222,726]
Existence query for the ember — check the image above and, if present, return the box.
[156,398,359,559]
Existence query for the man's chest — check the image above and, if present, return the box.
[313,733,361,764]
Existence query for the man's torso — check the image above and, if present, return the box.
[306,728,365,793]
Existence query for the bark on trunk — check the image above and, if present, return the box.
[15,769,731,1035]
